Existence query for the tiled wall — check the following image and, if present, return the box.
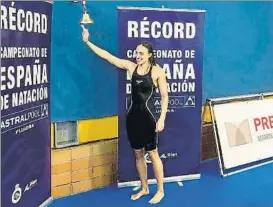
[51,139,118,198]
[201,124,217,160]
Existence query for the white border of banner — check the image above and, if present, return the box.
[203,92,273,177]
[45,1,53,206]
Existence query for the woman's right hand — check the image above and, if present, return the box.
[82,28,89,43]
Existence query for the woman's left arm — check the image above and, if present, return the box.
[156,67,169,132]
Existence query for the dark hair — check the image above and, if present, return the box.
[140,42,156,66]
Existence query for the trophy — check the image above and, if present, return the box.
[80,1,93,25]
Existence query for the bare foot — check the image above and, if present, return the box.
[149,191,164,204]
[131,188,149,200]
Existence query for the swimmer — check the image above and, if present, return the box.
[82,27,168,204]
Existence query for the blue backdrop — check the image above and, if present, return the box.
[50,2,273,122]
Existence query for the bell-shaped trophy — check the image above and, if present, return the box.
[80,1,93,25]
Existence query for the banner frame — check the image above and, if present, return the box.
[117,6,206,13]
[202,92,273,177]
[39,197,53,207]
[117,6,206,188]
[117,174,201,188]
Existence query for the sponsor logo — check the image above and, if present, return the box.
[136,80,143,84]
[224,119,252,147]
[11,179,38,204]
[12,184,22,204]
[145,152,178,163]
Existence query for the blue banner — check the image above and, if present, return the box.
[117,7,205,185]
[1,1,52,207]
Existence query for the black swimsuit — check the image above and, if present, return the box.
[126,65,159,151]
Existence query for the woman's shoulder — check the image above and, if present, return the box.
[152,64,165,75]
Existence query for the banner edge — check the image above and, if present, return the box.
[117,6,206,13]
[117,174,201,188]
[38,197,53,207]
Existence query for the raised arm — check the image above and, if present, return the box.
[82,28,136,73]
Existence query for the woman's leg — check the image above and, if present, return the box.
[131,148,149,200]
[147,149,165,204]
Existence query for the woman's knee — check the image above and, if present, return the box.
[147,149,159,161]
[134,148,145,159]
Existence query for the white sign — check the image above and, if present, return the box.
[214,99,273,169]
